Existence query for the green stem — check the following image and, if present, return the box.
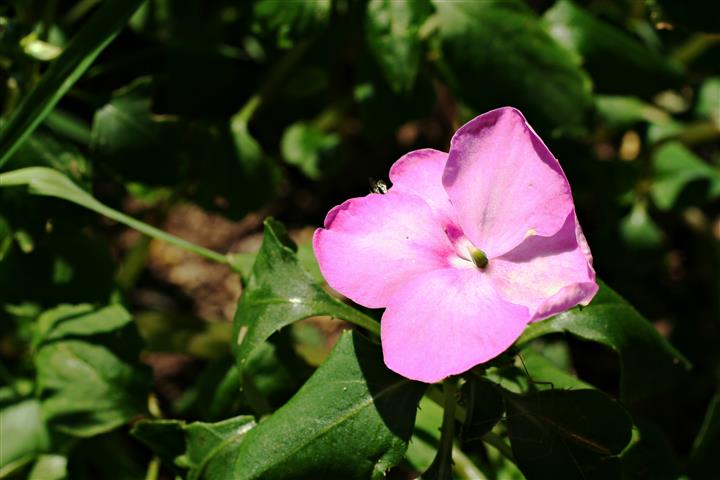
[428,379,458,479]
[144,456,160,480]
[427,385,516,464]
[89,200,230,266]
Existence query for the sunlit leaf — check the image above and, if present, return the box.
[232,331,425,479]
[233,218,380,372]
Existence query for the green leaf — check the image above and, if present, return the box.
[619,202,664,250]
[43,109,93,146]
[232,331,425,479]
[518,282,690,402]
[432,0,592,133]
[520,347,592,390]
[0,167,231,266]
[461,377,505,441]
[184,416,256,480]
[595,96,672,128]
[365,0,432,93]
[690,394,720,479]
[131,419,187,471]
[35,304,151,437]
[34,303,132,345]
[622,419,681,480]
[233,218,380,371]
[28,455,68,480]
[696,77,720,126]
[650,141,720,210]
[0,215,12,261]
[0,400,50,470]
[543,0,682,96]
[253,0,330,48]
[505,389,633,480]
[132,416,257,480]
[280,121,341,180]
[6,132,91,184]
[0,0,144,168]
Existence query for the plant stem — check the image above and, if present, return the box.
[427,379,458,479]
[144,456,160,480]
[90,200,231,266]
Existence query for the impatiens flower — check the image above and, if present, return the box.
[313,107,598,383]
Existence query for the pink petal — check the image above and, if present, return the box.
[381,268,530,383]
[488,213,598,321]
[313,191,454,308]
[389,149,455,228]
[443,107,574,258]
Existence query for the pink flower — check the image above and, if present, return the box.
[313,107,598,383]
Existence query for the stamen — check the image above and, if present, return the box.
[470,248,488,269]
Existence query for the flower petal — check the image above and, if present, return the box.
[443,107,574,257]
[488,213,598,321]
[389,149,455,228]
[381,268,530,383]
[313,191,454,308]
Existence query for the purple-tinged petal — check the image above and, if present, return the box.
[443,107,574,257]
[488,213,598,321]
[313,191,454,309]
[381,268,530,383]
[389,149,455,228]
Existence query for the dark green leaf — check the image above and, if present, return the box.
[622,419,681,480]
[544,0,682,96]
[432,0,592,133]
[520,347,592,391]
[131,420,186,471]
[280,121,341,179]
[461,378,505,441]
[132,416,256,480]
[0,0,144,168]
[233,218,380,371]
[43,109,93,146]
[232,331,425,479]
[184,416,257,480]
[253,0,330,48]
[518,281,690,401]
[0,400,50,469]
[0,215,12,261]
[650,141,720,210]
[505,389,633,480]
[35,304,150,437]
[365,0,431,93]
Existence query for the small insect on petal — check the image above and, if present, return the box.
[369,178,388,194]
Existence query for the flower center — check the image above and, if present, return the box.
[450,235,489,270]
[469,247,489,269]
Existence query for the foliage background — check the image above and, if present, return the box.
[0,0,718,479]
